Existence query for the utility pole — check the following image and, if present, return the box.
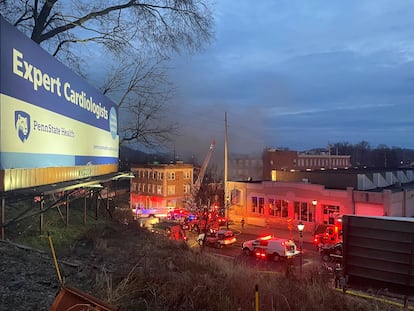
[224,112,229,229]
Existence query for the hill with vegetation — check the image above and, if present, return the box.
[0,198,404,311]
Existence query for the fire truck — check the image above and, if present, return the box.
[189,208,224,233]
[313,217,343,248]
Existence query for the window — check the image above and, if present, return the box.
[281,200,288,217]
[142,184,146,193]
[269,198,275,216]
[259,197,265,214]
[301,202,308,221]
[184,184,191,194]
[252,197,258,213]
[275,200,282,216]
[167,185,175,195]
[271,170,276,181]
[323,205,340,224]
[231,189,241,204]
[157,185,162,195]
[270,199,288,217]
[168,172,175,180]
[294,201,313,222]
[184,171,191,179]
[309,203,315,222]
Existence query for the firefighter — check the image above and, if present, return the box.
[334,263,342,288]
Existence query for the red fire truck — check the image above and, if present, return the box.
[313,217,343,248]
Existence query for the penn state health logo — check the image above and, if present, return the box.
[15,110,31,142]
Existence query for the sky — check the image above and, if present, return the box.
[168,0,414,162]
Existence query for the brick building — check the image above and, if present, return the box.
[229,149,352,182]
[262,148,351,180]
[130,161,193,211]
[229,154,263,181]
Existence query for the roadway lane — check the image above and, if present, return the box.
[186,226,323,276]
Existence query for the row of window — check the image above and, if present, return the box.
[232,159,263,166]
[250,196,341,223]
[135,170,192,180]
[297,158,349,168]
[251,197,315,222]
[131,183,192,195]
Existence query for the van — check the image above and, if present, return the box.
[253,237,300,262]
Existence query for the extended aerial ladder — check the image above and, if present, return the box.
[185,140,215,211]
[193,140,215,193]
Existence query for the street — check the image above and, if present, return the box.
[186,224,324,276]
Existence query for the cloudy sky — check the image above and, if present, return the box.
[168,0,414,161]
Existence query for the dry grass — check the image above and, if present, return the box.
[91,230,401,311]
[5,197,404,311]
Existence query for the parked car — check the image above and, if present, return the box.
[197,229,236,248]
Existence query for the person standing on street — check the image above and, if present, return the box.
[334,263,342,288]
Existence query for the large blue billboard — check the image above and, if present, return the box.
[0,15,119,170]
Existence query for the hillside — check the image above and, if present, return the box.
[0,207,404,311]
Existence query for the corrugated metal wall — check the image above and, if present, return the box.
[343,215,414,294]
[0,164,118,192]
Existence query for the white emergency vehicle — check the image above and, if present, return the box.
[242,235,300,262]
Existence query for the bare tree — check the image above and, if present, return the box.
[99,55,179,149]
[1,0,213,57]
[0,0,213,149]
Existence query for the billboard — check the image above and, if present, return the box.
[343,215,414,295]
[0,15,119,191]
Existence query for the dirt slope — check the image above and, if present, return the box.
[0,223,142,310]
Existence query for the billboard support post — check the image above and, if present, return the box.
[95,192,99,220]
[65,192,69,226]
[39,199,44,234]
[1,195,4,240]
[83,194,87,225]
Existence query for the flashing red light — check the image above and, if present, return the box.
[259,235,272,241]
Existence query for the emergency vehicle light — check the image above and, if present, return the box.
[259,235,273,240]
